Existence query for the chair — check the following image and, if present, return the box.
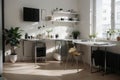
[65,46,83,72]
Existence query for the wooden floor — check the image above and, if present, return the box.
[3,61,120,80]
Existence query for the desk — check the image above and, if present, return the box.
[22,39,42,61]
[22,38,74,62]
[73,40,116,74]
[47,39,73,63]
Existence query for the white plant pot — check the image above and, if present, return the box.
[10,55,17,63]
[53,53,61,61]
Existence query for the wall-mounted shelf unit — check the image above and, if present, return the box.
[46,10,80,24]
[52,11,79,15]
[48,20,80,23]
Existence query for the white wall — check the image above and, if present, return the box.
[4,0,79,61]
[4,0,79,35]
[78,0,91,64]
[78,0,91,39]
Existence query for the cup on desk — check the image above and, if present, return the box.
[55,34,59,38]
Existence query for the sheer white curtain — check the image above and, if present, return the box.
[93,0,120,39]
[115,0,120,30]
[95,0,111,38]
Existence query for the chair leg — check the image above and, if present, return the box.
[65,54,81,73]
[75,56,79,72]
[71,55,74,66]
[77,58,79,72]
[80,55,84,66]
[64,54,70,70]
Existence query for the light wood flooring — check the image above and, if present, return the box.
[3,61,120,80]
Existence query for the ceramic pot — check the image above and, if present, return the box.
[10,55,17,63]
[73,35,77,39]
[117,36,120,41]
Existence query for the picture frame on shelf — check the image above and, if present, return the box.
[41,9,47,21]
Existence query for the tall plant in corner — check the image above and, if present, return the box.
[5,27,22,63]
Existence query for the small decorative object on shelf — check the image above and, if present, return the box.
[43,25,45,27]
[67,9,74,13]
[70,9,74,12]
[36,34,42,39]
[55,34,59,38]
[45,16,52,21]
[55,8,58,11]
[25,33,28,39]
[46,29,53,38]
[68,10,71,12]
[61,18,64,21]
[68,18,73,21]
[59,8,63,11]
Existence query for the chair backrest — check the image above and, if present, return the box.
[68,47,77,54]
[68,47,81,56]
[67,41,74,48]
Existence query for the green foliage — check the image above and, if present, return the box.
[72,31,80,36]
[72,31,80,39]
[117,29,120,32]
[107,29,116,36]
[116,29,120,35]
[89,33,97,39]
[46,29,53,33]
[5,27,22,55]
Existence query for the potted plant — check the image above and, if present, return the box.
[89,33,97,41]
[4,27,22,63]
[72,31,80,39]
[46,29,53,38]
[107,29,116,40]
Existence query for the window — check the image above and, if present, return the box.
[95,0,111,38]
[94,0,120,38]
[115,0,120,29]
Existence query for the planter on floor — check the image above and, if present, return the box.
[53,53,61,61]
[10,54,17,63]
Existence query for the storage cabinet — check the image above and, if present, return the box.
[35,42,46,63]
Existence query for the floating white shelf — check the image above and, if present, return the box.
[52,11,79,15]
[48,20,80,23]
[45,10,80,24]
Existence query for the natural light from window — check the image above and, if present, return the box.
[95,0,120,39]
[95,0,111,38]
[115,0,120,30]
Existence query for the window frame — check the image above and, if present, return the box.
[92,0,118,39]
